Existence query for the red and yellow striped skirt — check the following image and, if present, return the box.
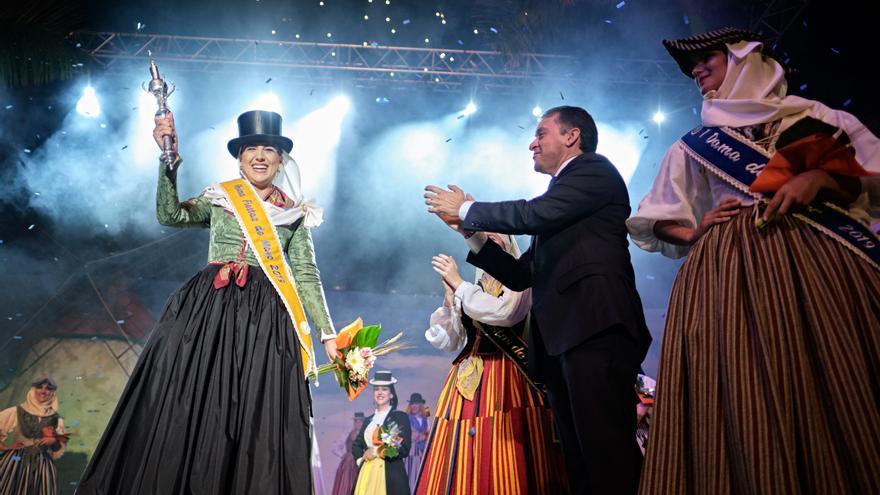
[415,352,568,495]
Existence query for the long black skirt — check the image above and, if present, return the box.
[77,264,313,494]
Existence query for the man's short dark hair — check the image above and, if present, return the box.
[542,106,598,153]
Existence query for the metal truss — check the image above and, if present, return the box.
[750,0,809,44]
[72,31,689,93]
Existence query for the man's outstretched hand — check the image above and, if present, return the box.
[425,185,473,231]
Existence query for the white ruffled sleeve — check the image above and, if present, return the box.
[626,142,714,258]
[455,282,531,327]
[425,302,466,354]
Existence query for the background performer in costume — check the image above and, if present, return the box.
[351,371,411,495]
[77,109,338,494]
[403,393,429,490]
[417,232,568,494]
[0,377,67,495]
[628,27,880,494]
[330,412,364,495]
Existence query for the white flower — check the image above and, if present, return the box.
[346,347,366,374]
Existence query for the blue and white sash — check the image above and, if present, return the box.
[680,125,880,271]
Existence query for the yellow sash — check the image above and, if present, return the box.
[219,178,317,379]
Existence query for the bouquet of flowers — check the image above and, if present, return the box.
[373,421,404,459]
[308,318,408,400]
[635,373,655,405]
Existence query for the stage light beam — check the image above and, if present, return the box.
[532,106,542,117]
[652,111,666,124]
[76,86,101,118]
[464,101,477,116]
[248,92,284,114]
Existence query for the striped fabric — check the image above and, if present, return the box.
[641,211,880,494]
[662,27,763,75]
[415,354,568,495]
[0,447,58,495]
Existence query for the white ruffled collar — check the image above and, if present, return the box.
[203,182,324,228]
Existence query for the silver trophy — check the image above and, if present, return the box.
[142,51,178,170]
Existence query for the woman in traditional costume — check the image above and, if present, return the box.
[330,412,364,495]
[77,110,337,494]
[0,377,67,495]
[627,27,880,493]
[403,393,429,490]
[415,233,568,494]
[351,371,411,495]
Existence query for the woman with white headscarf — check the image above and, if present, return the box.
[0,377,67,495]
[416,233,569,494]
[628,28,880,493]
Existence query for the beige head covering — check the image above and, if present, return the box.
[21,382,59,417]
[700,40,812,128]
[476,234,521,297]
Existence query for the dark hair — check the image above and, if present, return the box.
[541,106,598,153]
[389,384,398,410]
[375,384,399,410]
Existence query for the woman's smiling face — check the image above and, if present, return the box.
[691,50,728,94]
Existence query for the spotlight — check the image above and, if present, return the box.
[76,86,100,117]
[532,105,542,117]
[329,95,351,114]
[652,111,666,124]
[464,101,477,115]
[249,92,283,114]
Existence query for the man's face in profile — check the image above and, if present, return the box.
[529,113,570,175]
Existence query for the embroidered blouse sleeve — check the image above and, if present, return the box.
[456,282,531,327]
[626,143,713,259]
[0,407,16,440]
[286,224,336,340]
[156,159,212,228]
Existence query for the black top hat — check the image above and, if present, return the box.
[353,411,365,419]
[226,110,294,158]
[407,393,426,404]
[663,27,764,77]
[369,370,398,386]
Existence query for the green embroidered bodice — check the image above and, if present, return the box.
[156,160,335,337]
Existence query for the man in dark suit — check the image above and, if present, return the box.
[425,106,651,494]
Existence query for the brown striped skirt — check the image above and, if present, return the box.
[640,211,880,494]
